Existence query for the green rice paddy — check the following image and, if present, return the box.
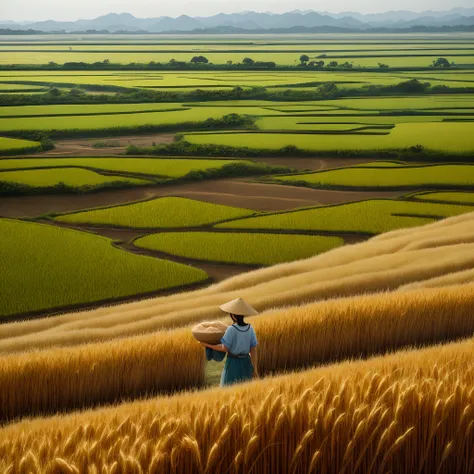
[1,51,473,68]
[0,219,208,318]
[0,103,190,118]
[1,69,471,92]
[315,95,474,111]
[410,191,474,204]
[134,232,343,266]
[0,168,150,188]
[274,164,474,189]
[255,117,391,133]
[184,122,474,153]
[0,137,41,153]
[1,43,470,52]
[0,107,231,132]
[0,83,45,91]
[216,199,474,235]
[1,33,474,317]
[0,157,256,178]
[55,197,256,228]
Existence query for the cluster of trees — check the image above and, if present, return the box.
[49,56,451,71]
[298,55,354,69]
[3,57,462,72]
[2,77,471,110]
[431,57,454,68]
[151,56,279,68]
[295,55,457,70]
[190,56,209,64]
[377,78,431,94]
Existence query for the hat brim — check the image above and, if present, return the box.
[219,299,258,316]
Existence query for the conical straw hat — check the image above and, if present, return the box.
[219,297,258,316]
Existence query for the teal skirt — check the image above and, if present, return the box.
[220,354,254,386]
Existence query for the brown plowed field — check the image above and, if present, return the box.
[38,134,176,157]
[0,179,406,217]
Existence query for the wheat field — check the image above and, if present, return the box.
[1,211,474,354]
[1,282,474,422]
[0,328,204,422]
[1,335,473,474]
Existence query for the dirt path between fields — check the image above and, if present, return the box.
[248,156,375,171]
[0,179,406,218]
[39,133,176,156]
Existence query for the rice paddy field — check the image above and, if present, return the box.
[0,70,381,90]
[217,199,474,234]
[4,51,474,67]
[0,136,41,153]
[0,83,46,92]
[1,33,474,472]
[184,121,474,153]
[272,163,474,189]
[0,103,190,117]
[0,70,473,92]
[0,97,472,154]
[0,167,151,188]
[0,33,473,310]
[0,107,231,132]
[1,36,474,67]
[0,157,268,178]
[134,232,343,265]
[0,218,207,318]
[410,191,474,203]
[55,197,257,228]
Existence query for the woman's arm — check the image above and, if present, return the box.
[200,342,229,353]
[250,346,259,378]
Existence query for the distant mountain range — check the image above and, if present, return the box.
[2,8,474,34]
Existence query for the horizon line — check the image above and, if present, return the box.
[4,6,473,24]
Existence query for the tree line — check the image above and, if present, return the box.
[1,79,472,110]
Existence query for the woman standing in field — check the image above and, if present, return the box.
[200,298,259,386]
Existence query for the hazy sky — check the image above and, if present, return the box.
[1,0,472,22]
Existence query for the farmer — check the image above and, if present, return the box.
[200,297,259,386]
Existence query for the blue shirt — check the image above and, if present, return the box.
[221,324,258,355]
